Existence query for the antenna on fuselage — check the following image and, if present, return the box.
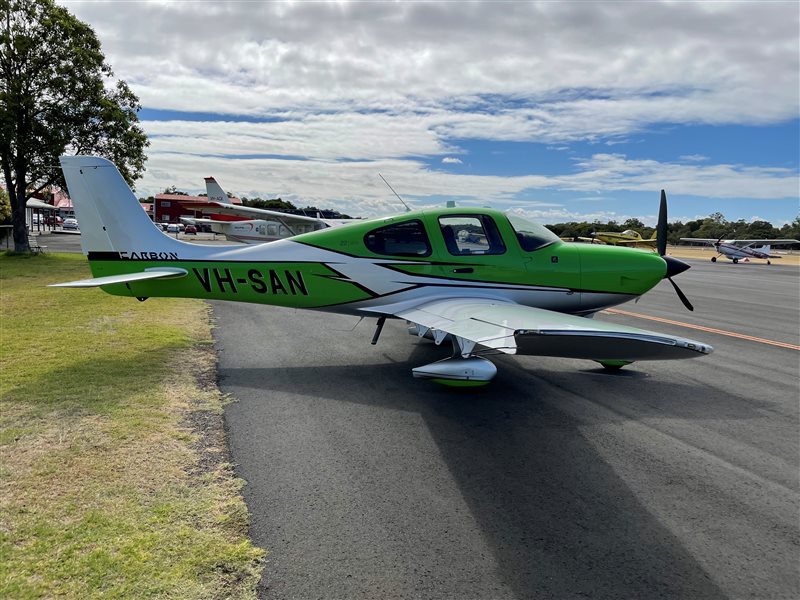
[379,173,411,212]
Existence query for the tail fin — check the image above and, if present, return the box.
[60,155,183,256]
[204,177,231,204]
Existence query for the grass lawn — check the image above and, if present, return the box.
[0,252,264,599]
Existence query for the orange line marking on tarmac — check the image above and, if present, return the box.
[604,308,800,351]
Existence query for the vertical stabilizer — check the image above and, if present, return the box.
[205,177,231,204]
[59,156,183,256]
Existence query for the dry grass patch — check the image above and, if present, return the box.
[0,252,264,599]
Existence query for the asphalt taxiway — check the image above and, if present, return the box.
[214,260,799,599]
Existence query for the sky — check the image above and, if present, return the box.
[58,1,799,226]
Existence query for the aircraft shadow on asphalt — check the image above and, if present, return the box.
[218,336,763,598]
[223,336,771,422]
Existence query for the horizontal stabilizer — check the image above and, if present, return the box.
[49,267,187,288]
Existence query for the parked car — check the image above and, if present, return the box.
[63,218,79,230]
[184,224,197,234]
[167,223,180,233]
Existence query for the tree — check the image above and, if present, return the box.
[0,0,148,252]
[778,216,800,242]
[244,197,296,211]
[694,213,729,240]
[745,220,777,239]
[163,186,188,196]
[0,185,9,223]
[622,218,645,230]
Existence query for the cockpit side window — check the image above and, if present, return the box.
[364,219,431,257]
[506,214,560,252]
[438,215,506,256]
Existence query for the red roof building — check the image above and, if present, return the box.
[154,193,242,224]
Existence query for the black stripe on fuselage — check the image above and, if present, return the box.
[85,254,631,297]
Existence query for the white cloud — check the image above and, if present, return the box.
[560,154,798,199]
[506,206,646,226]
[52,1,799,223]
[132,144,797,221]
[62,1,798,130]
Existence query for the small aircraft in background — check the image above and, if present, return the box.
[181,177,349,243]
[680,237,800,264]
[588,229,657,249]
[53,158,711,386]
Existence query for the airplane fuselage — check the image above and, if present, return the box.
[593,230,657,249]
[717,242,773,260]
[87,209,667,316]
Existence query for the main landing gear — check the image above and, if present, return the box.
[711,256,717,262]
[406,324,497,386]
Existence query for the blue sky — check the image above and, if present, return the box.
[64,1,799,225]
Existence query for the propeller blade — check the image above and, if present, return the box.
[657,189,667,256]
[667,277,694,311]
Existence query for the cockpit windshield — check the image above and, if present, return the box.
[506,214,560,252]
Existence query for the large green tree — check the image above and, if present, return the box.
[0,0,148,252]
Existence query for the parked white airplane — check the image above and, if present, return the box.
[680,237,799,264]
[182,177,349,244]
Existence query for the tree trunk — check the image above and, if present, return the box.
[12,180,30,253]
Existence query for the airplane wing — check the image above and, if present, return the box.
[368,298,712,361]
[612,239,657,247]
[680,238,799,246]
[181,200,333,231]
[679,238,716,244]
[49,268,188,288]
[738,239,799,246]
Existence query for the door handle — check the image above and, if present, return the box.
[453,267,474,273]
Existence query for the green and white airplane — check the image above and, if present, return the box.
[52,156,712,386]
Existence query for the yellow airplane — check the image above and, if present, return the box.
[582,229,658,249]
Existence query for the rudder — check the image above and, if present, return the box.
[60,156,183,256]
[204,176,231,204]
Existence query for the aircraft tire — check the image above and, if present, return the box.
[733,258,738,264]
[596,360,632,371]
[711,256,716,262]
[767,260,771,265]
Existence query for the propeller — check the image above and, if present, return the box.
[657,189,694,311]
[656,190,668,256]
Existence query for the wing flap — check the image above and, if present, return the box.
[397,300,518,352]
[49,267,187,288]
[390,298,712,361]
